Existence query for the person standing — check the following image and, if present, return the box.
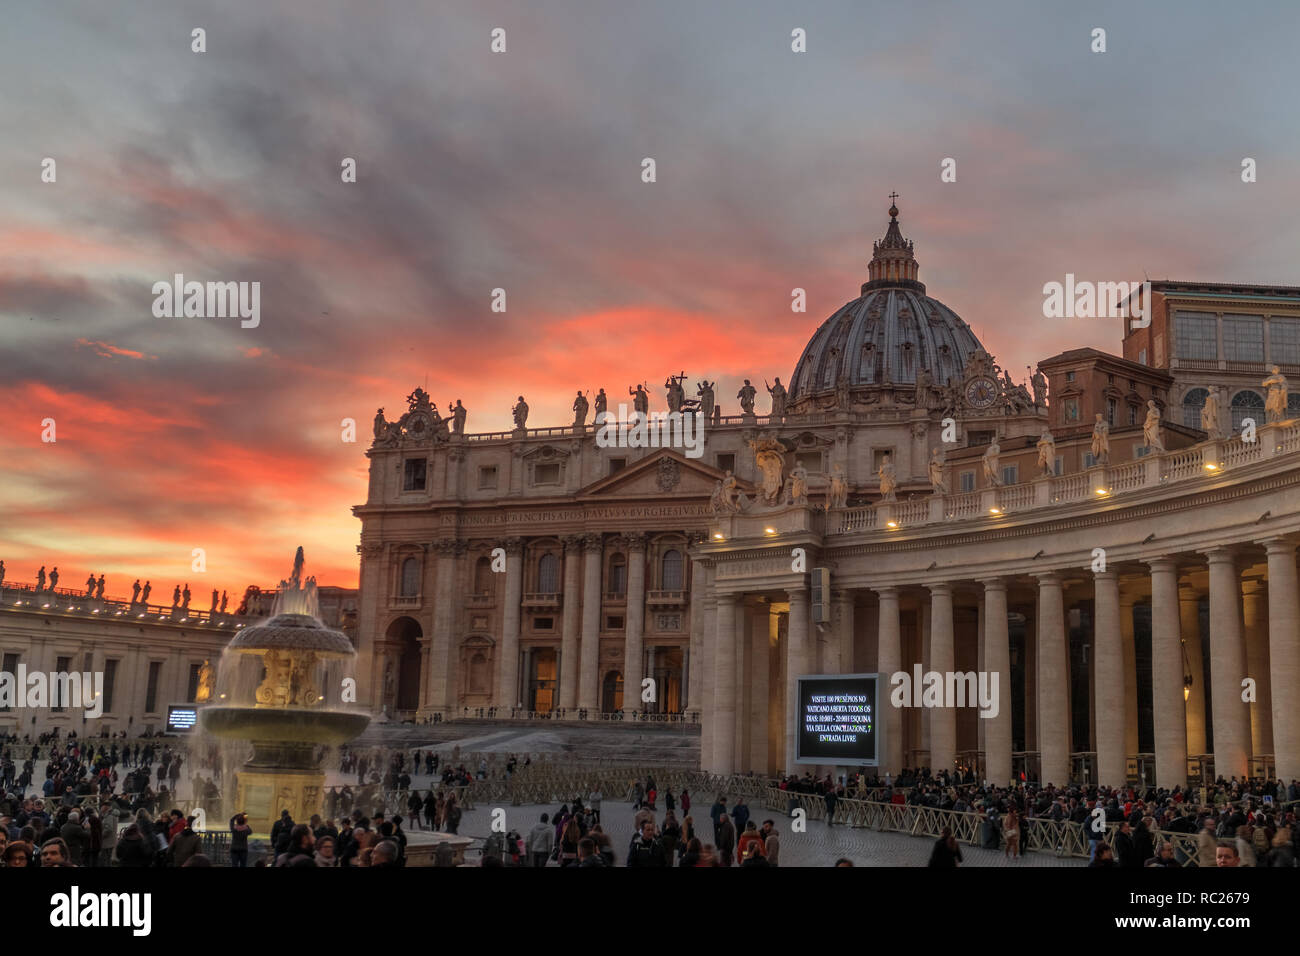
[715,812,736,867]
[761,820,780,866]
[527,812,554,868]
[229,812,251,867]
[588,788,602,824]
[928,826,963,867]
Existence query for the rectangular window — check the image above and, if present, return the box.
[715,453,735,473]
[1064,399,1080,422]
[1128,405,1137,426]
[534,463,561,485]
[959,471,975,493]
[103,659,118,714]
[144,661,162,713]
[871,448,894,472]
[1065,371,1076,383]
[0,653,17,711]
[796,451,822,473]
[1107,398,1116,425]
[402,457,427,491]
[1002,465,1018,486]
[608,458,627,476]
[1223,315,1264,362]
[1138,348,1147,366]
[1175,312,1218,360]
[477,466,498,490]
[606,615,624,630]
[187,663,201,702]
[53,656,71,712]
[1135,445,1150,459]
[1271,318,1300,365]
[966,430,994,447]
[533,617,554,630]
[1054,456,1063,476]
[1084,452,1098,468]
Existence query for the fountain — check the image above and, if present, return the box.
[199,548,369,834]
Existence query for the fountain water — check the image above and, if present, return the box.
[199,548,369,834]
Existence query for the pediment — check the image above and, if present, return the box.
[578,450,749,499]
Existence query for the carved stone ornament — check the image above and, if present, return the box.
[656,457,682,492]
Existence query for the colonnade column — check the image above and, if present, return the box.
[928,584,955,774]
[426,538,458,712]
[577,534,603,712]
[1120,592,1139,760]
[622,533,647,713]
[1205,548,1250,779]
[499,537,524,710]
[1179,585,1207,757]
[1241,580,1272,757]
[712,593,739,772]
[1264,539,1300,781]
[982,578,1012,787]
[784,588,810,773]
[559,535,582,710]
[876,587,903,778]
[1147,558,1188,788]
[1035,573,1069,786]
[1092,570,1125,789]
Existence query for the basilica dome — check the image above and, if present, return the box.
[788,202,985,402]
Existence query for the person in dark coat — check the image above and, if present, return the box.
[927,827,963,867]
[715,813,737,866]
[824,788,839,827]
[114,823,153,867]
[1114,822,1139,868]
[1133,818,1156,866]
[270,809,294,855]
[626,820,667,867]
[59,810,90,864]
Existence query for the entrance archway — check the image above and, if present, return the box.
[601,670,624,713]
[384,617,423,712]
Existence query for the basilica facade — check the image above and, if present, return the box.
[353,203,1300,789]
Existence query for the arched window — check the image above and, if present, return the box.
[608,554,627,595]
[473,556,492,594]
[400,557,420,597]
[538,553,559,593]
[1231,390,1265,432]
[1288,393,1300,416]
[661,550,683,590]
[1181,388,1208,429]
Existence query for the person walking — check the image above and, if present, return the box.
[1004,808,1020,859]
[527,812,554,868]
[928,826,963,867]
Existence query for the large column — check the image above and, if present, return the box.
[1178,585,1207,756]
[876,588,903,777]
[982,578,1013,788]
[1093,570,1125,789]
[622,533,647,713]
[785,588,810,773]
[1241,579,1272,757]
[749,606,770,772]
[1264,539,1300,781]
[559,535,583,710]
[928,583,956,774]
[578,534,603,712]
[1119,592,1139,760]
[1147,558,1188,788]
[499,537,524,710]
[712,593,739,772]
[426,539,459,712]
[734,601,753,769]
[696,563,716,770]
[828,592,852,675]
[1036,573,1069,786]
[1206,549,1250,779]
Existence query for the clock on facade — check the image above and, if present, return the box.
[965,376,998,408]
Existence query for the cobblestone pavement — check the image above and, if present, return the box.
[419,800,1086,867]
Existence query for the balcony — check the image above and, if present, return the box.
[646,590,688,607]
[389,595,421,609]
[522,592,562,608]
[603,592,627,606]
[466,593,496,609]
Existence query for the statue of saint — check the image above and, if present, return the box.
[132,579,141,604]
[96,575,105,599]
[629,383,649,415]
[37,565,46,591]
[664,376,684,413]
[828,463,849,510]
[451,400,467,435]
[720,471,740,512]
[141,580,152,603]
[1036,428,1056,477]
[983,441,1002,487]
[195,660,214,703]
[210,588,219,612]
[1031,368,1048,407]
[172,584,181,608]
[747,438,786,505]
[182,584,191,610]
[594,388,608,422]
[737,380,758,415]
[928,447,948,495]
[878,453,898,502]
[915,367,933,407]
[1143,400,1165,453]
[86,574,96,596]
[1263,365,1290,423]
[49,567,58,590]
[512,396,529,429]
[1201,386,1221,438]
[766,378,787,419]
[788,464,808,504]
[1091,414,1110,464]
[696,380,716,421]
[572,390,589,428]
[220,590,228,613]
[709,479,727,515]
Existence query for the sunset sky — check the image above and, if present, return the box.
[2,1,1299,600]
